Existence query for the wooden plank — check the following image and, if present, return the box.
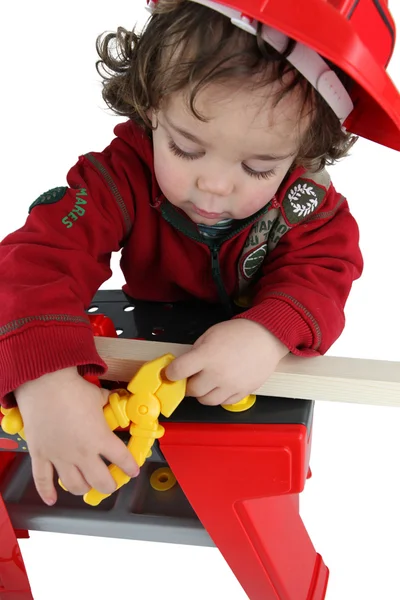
[94,337,400,407]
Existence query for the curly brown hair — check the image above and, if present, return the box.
[96,0,357,171]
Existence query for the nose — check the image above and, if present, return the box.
[196,171,234,197]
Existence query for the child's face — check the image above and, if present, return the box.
[152,80,308,225]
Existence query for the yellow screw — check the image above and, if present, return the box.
[150,467,177,492]
[222,394,257,413]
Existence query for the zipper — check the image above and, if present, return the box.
[207,210,270,314]
[210,245,233,315]
[160,199,270,314]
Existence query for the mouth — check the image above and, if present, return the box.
[192,206,224,220]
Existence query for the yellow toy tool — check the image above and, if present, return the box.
[81,353,186,506]
[0,353,256,507]
[0,354,185,507]
[79,357,256,505]
[0,407,26,440]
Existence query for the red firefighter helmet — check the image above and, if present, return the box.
[146,0,400,151]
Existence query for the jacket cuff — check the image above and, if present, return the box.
[0,324,107,407]
[233,298,319,356]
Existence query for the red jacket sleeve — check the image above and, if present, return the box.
[0,151,135,406]
[235,191,363,356]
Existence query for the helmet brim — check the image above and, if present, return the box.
[223,0,400,150]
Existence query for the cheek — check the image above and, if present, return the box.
[153,145,190,202]
[234,181,278,219]
[234,165,293,219]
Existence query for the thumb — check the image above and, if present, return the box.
[82,375,111,408]
[99,387,112,407]
[193,331,206,348]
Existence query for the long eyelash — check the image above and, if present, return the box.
[168,140,201,161]
[168,139,276,180]
[243,165,276,180]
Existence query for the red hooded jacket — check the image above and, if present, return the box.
[0,120,363,406]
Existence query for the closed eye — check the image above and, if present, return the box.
[168,138,277,180]
[168,139,203,160]
[242,165,276,180]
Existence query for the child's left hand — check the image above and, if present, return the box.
[165,319,289,406]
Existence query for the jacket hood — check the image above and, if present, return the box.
[114,120,154,163]
[113,120,163,205]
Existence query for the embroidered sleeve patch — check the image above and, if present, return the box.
[281,179,327,225]
[242,244,267,280]
[29,187,68,213]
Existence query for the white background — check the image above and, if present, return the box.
[1,2,400,599]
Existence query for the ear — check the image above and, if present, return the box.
[147,108,159,128]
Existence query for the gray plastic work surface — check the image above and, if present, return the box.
[2,453,213,547]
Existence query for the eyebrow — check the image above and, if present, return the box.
[164,115,206,145]
[249,151,295,161]
[164,115,294,161]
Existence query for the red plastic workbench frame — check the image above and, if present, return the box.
[161,422,328,600]
[0,452,33,600]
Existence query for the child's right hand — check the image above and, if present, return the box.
[14,367,139,506]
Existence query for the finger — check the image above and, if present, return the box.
[55,462,91,496]
[221,393,245,405]
[79,455,120,495]
[102,433,139,479]
[192,332,206,347]
[196,387,229,407]
[81,377,110,408]
[98,386,112,408]
[186,372,215,399]
[165,348,204,382]
[31,458,57,505]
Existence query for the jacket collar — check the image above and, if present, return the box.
[160,199,270,247]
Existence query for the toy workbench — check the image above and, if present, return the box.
[0,290,328,600]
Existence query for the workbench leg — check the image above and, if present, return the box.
[161,423,329,600]
[231,493,329,600]
[0,494,34,600]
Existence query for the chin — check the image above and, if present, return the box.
[190,213,225,226]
